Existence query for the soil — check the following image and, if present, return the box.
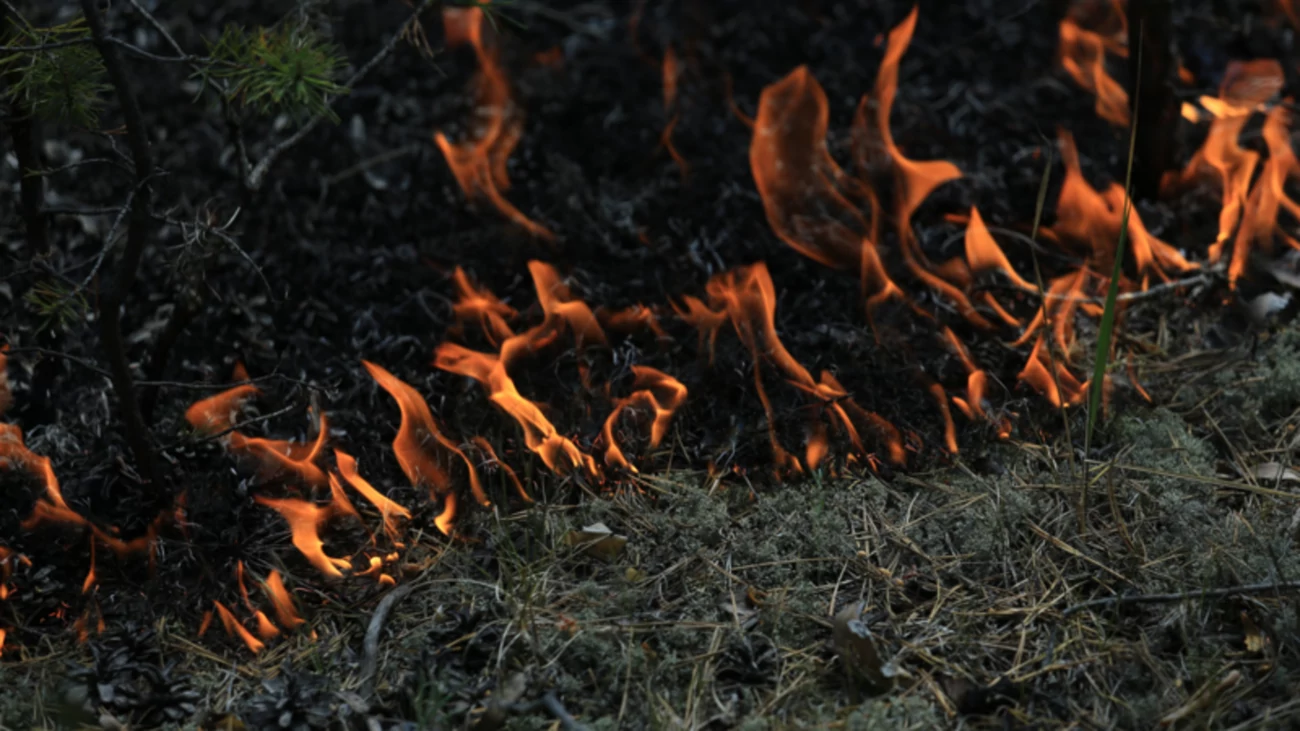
[3,0,1300,728]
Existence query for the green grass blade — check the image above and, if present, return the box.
[1085,23,1144,449]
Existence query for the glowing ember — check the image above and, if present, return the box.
[334,448,412,542]
[364,360,483,534]
[434,6,554,239]
[252,495,353,579]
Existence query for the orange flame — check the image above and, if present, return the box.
[185,363,256,434]
[434,7,553,239]
[235,562,280,641]
[529,261,607,350]
[965,207,1034,290]
[672,295,728,365]
[750,65,874,270]
[334,449,412,542]
[213,599,265,654]
[1058,15,1129,126]
[469,436,531,503]
[261,569,306,631]
[598,304,670,341]
[661,46,688,179]
[1228,106,1300,284]
[252,495,352,579]
[1018,336,1086,408]
[451,266,517,346]
[363,360,482,534]
[603,366,688,472]
[704,263,905,469]
[941,327,989,421]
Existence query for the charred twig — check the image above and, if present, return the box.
[244,0,439,192]
[156,403,298,454]
[359,583,414,699]
[79,0,162,497]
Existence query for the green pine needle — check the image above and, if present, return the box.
[202,24,348,122]
[0,16,110,127]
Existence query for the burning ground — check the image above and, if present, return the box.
[6,0,1300,727]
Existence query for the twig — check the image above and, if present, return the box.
[244,0,438,191]
[79,0,161,497]
[359,583,414,698]
[153,210,274,299]
[540,692,590,731]
[1062,579,1300,617]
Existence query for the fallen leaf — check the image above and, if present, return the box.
[1242,611,1269,653]
[832,602,894,696]
[564,522,628,561]
[1255,462,1300,483]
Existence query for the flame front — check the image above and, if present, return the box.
[434,6,554,239]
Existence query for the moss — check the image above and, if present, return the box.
[845,695,944,730]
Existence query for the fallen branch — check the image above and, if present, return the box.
[1063,579,1300,617]
[359,583,414,699]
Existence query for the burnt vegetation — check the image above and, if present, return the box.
[4,0,1300,728]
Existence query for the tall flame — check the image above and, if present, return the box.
[434,6,554,239]
[1058,12,1130,126]
[363,360,483,535]
[261,569,306,631]
[252,495,353,579]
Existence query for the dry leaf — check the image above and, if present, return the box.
[564,522,628,561]
[1255,462,1300,483]
[832,602,894,696]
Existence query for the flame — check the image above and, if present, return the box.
[603,366,688,472]
[434,7,553,239]
[661,46,688,179]
[364,360,484,534]
[598,305,670,340]
[261,569,306,631]
[252,495,352,579]
[1228,106,1300,284]
[235,562,280,641]
[926,381,959,453]
[468,436,531,502]
[185,363,257,434]
[673,295,728,365]
[1018,336,1087,408]
[1283,0,1300,28]
[1058,14,1129,126]
[213,600,265,654]
[334,449,412,542]
[1055,129,1194,285]
[451,266,516,346]
[704,263,905,469]
[941,327,989,421]
[965,207,1034,290]
[434,264,601,478]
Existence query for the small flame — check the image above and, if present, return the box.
[334,449,412,542]
[252,496,352,579]
[434,7,553,239]
[603,366,688,472]
[185,364,257,434]
[1018,336,1086,408]
[661,46,688,179]
[261,569,306,631]
[451,266,517,346]
[364,360,485,534]
[598,305,670,341]
[213,600,265,654]
[965,207,1034,290]
[1058,14,1129,126]
[469,436,531,502]
[235,562,281,641]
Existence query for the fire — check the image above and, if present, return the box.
[253,495,353,579]
[434,6,554,240]
[690,263,905,470]
[261,569,306,631]
[185,365,329,488]
[598,305,670,341]
[941,327,989,421]
[213,600,265,654]
[602,366,688,472]
[434,263,601,478]
[451,266,516,346]
[1019,336,1087,408]
[750,65,876,271]
[363,360,482,535]
[965,207,1034,291]
[661,46,688,179]
[1058,1,1130,126]
[235,562,280,641]
[334,448,412,542]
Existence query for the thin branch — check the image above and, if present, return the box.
[359,583,415,699]
[1063,579,1300,617]
[153,211,274,299]
[244,0,438,191]
[156,404,298,453]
